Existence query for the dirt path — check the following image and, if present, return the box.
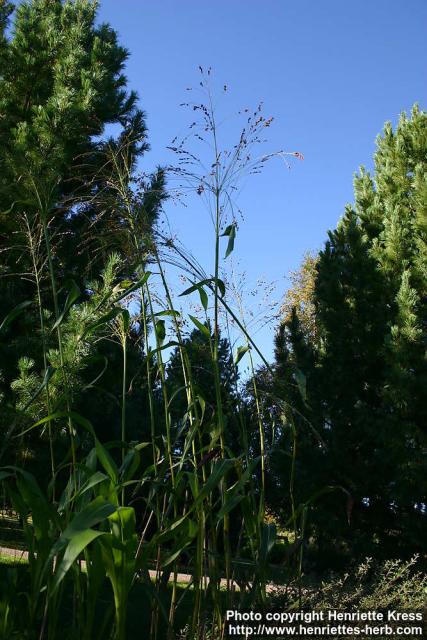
[0,545,28,562]
[1,545,281,592]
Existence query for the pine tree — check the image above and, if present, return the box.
[273,106,427,566]
[0,0,164,472]
[0,0,150,277]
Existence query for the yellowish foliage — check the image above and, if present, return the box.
[281,252,318,340]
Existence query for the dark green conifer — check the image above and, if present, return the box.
[273,106,427,566]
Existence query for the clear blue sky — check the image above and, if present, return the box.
[97,0,427,362]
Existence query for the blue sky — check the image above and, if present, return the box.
[97,0,427,362]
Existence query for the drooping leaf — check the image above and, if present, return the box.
[189,315,211,339]
[0,300,32,332]
[95,438,118,483]
[77,472,109,500]
[162,540,193,568]
[156,512,192,543]
[78,307,123,341]
[119,448,140,483]
[259,522,276,564]
[62,497,117,538]
[82,356,108,390]
[235,344,250,365]
[179,279,212,297]
[145,341,180,360]
[216,494,244,522]
[51,529,107,593]
[199,287,208,310]
[180,278,225,299]
[155,318,166,343]
[112,272,152,304]
[194,458,235,503]
[16,406,71,439]
[52,280,80,331]
[155,310,181,318]
[221,223,237,258]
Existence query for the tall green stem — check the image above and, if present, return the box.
[24,214,56,492]
[210,96,231,601]
[38,205,77,481]
[121,332,127,506]
[153,250,206,635]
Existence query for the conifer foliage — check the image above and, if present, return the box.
[0,0,162,474]
[0,0,151,277]
[274,106,427,564]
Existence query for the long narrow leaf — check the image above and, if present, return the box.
[0,300,32,332]
[51,280,80,331]
[189,315,211,339]
[51,530,106,593]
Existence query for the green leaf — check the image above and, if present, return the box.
[113,272,152,303]
[259,522,277,564]
[51,529,107,593]
[119,448,140,483]
[156,512,191,543]
[197,395,206,422]
[101,507,138,615]
[241,495,257,539]
[213,278,226,297]
[180,278,226,299]
[0,300,32,332]
[134,442,151,451]
[52,280,80,331]
[145,341,179,360]
[77,472,109,499]
[199,287,208,311]
[221,223,236,258]
[155,310,181,318]
[83,356,108,390]
[58,470,109,514]
[63,497,117,538]
[26,411,118,485]
[189,315,211,339]
[78,307,123,341]
[16,406,68,438]
[17,409,98,443]
[235,344,250,365]
[155,318,166,343]
[216,494,244,522]
[221,224,234,237]
[117,279,133,289]
[108,506,137,544]
[68,411,96,436]
[180,279,212,297]
[162,540,193,568]
[194,459,235,504]
[95,439,118,483]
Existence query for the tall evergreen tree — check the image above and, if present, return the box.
[0,0,149,280]
[273,106,427,567]
[0,0,165,470]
